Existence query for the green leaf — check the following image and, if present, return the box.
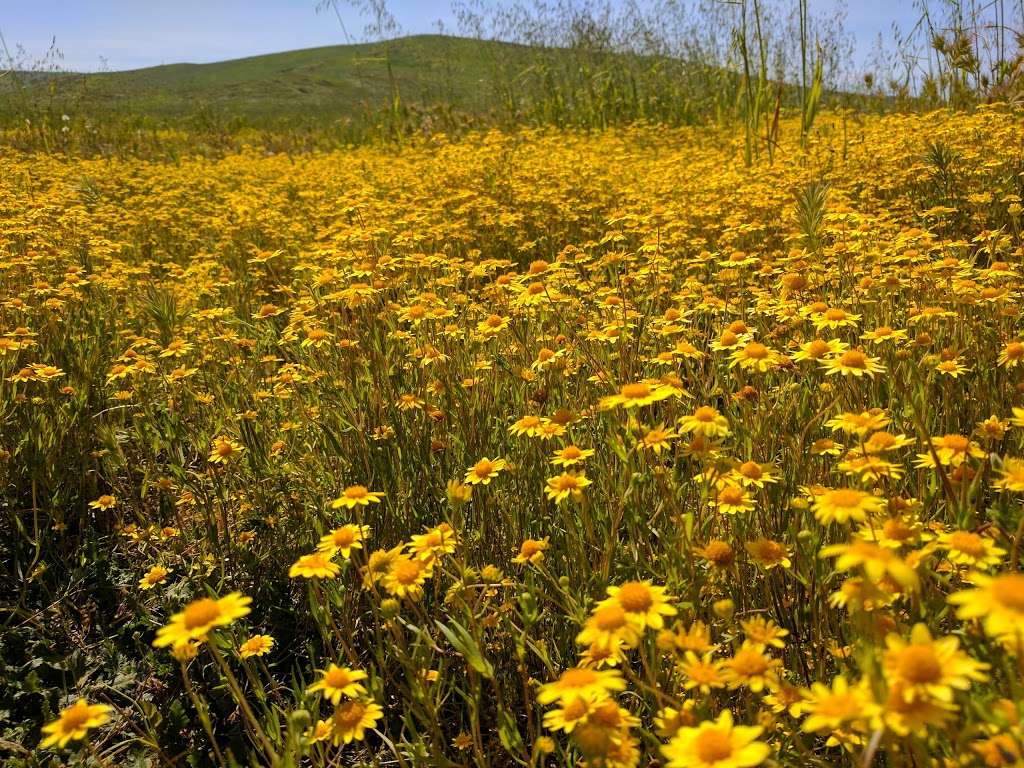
[435,619,494,679]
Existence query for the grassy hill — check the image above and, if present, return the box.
[2,35,544,122]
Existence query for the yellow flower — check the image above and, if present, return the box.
[40,699,113,749]
[330,485,385,509]
[881,682,956,736]
[307,664,368,704]
[638,423,678,453]
[317,523,370,558]
[153,592,251,648]
[289,551,340,579]
[821,538,920,591]
[542,696,594,733]
[602,580,676,630]
[934,357,969,377]
[812,487,885,525]
[722,642,781,692]
[744,539,791,569]
[661,710,770,768]
[679,406,730,438]
[599,380,672,410]
[812,307,861,330]
[536,667,626,705]
[329,698,383,745]
[732,460,778,488]
[882,624,987,701]
[792,337,847,363]
[383,553,432,599]
[949,571,1024,640]
[740,617,788,648]
[936,529,1006,569]
[915,434,985,468]
[88,494,116,511]
[713,484,755,515]
[826,409,890,436]
[995,458,1024,493]
[464,456,507,485]
[239,634,274,659]
[139,564,172,590]
[679,651,729,696]
[408,522,459,562]
[997,340,1024,367]
[860,430,915,454]
[655,703,697,738]
[861,325,908,344]
[551,444,595,466]
[513,537,550,565]
[307,718,332,744]
[208,435,244,464]
[821,348,885,377]
[729,341,781,372]
[509,414,546,437]
[576,602,643,652]
[545,471,592,503]
[801,676,878,733]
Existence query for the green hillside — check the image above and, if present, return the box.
[3,35,541,121]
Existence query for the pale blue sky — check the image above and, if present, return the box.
[0,1,920,73]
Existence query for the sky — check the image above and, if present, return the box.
[0,1,921,74]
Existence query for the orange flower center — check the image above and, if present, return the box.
[393,558,423,585]
[520,540,544,558]
[839,350,867,368]
[940,434,969,452]
[562,698,590,720]
[183,598,221,630]
[621,383,651,399]
[332,528,356,547]
[61,703,92,730]
[731,648,769,676]
[333,700,367,730]
[703,541,734,566]
[559,667,598,689]
[883,519,913,541]
[693,407,718,422]
[593,604,629,631]
[473,460,494,477]
[325,668,352,689]
[805,339,829,358]
[561,446,582,459]
[948,531,985,557]
[344,485,368,499]
[739,461,762,479]
[718,487,746,505]
[616,582,654,612]
[898,646,942,683]
[828,489,866,509]
[743,342,768,359]
[552,475,580,491]
[695,728,734,763]
[824,309,847,321]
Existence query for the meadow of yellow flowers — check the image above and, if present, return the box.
[3,106,1024,767]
